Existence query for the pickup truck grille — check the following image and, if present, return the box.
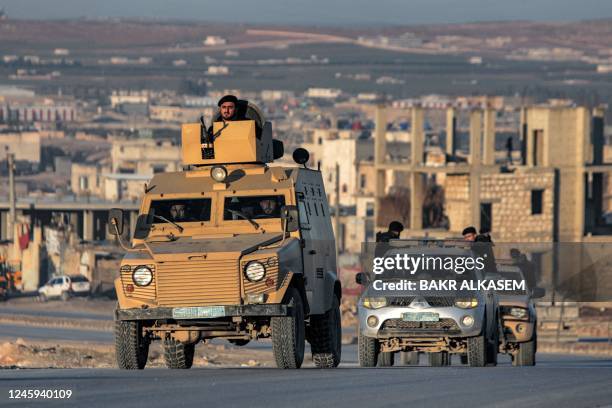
[156,259,240,307]
[388,296,455,307]
[381,318,460,332]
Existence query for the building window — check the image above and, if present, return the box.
[318,137,323,145]
[366,202,374,217]
[153,165,166,174]
[360,174,367,189]
[531,189,543,215]
[342,184,347,193]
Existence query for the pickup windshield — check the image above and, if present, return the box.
[150,198,212,223]
[224,195,285,220]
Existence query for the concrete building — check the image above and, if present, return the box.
[0,131,41,163]
[374,104,609,243]
[111,139,181,175]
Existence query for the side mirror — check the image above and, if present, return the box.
[355,272,366,285]
[108,208,124,236]
[532,287,546,299]
[273,139,284,160]
[280,205,299,233]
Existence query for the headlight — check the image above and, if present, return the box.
[132,266,153,287]
[455,298,479,308]
[362,297,387,309]
[244,261,266,282]
[509,307,528,319]
[210,166,228,182]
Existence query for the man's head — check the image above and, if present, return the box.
[462,226,477,241]
[260,199,277,215]
[169,204,186,220]
[218,94,238,121]
[388,221,404,238]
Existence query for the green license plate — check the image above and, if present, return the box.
[401,312,440,322]
[172,306,226,319]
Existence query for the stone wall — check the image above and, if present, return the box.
[445,170,555,242]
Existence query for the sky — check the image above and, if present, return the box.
[2,0,612,25]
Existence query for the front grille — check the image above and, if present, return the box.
[381,318,460,332]
[388,296,455,307]
[156,259,240,307]
[120,265,156,302]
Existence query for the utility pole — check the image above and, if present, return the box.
[7,149,16,241]
[335,163,341,253]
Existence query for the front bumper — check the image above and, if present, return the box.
[358,304,484,338]
[116,304,290,321]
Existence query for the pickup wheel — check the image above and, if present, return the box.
[400,351,419,365]
[358,331,378,367]
[115,321,149,370]
[60,291,70,301]
[271,287,305,369]
[377,351,394,367]
[486,313,499,366]
[310,295,342,368]
[428,352,450,367]
[163,338,195,369]
[460,354,468,365]
[513,340,536,366]
[467,332,487,367]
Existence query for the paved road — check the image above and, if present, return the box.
[1,353,611,408]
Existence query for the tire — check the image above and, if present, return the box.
[428,352,450,367]
[39,293,48,303]
[460,354,468,365]
[513,340,536,366]
[115,321,149,370]
[358,331,378,367]
[467,332,487,367]
[60,291,70,301]
[163,338,195,369]
[377,351,394,367]
[400,351,419,366]
[271,287,305,369]
[310,296,342,368]
[486,314,499,367]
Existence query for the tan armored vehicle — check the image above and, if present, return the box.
[109,102,341,369]
[490,261,545,366]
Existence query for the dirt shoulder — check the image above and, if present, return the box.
[0,338,276,369]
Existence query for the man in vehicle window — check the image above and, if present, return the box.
[462,226,478,242]
[255,198,279,219]
[169,204,187,221]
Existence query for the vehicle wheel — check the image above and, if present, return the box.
[39,293,47,303]
[377,351,394,367]
[400,351,419,366]
[310,295,342,368]
[513,340,536,366]
[60,291,70,301]
[486,314,499,366]
[271,287,305,369]
[163,338,195,369]
[460,354,468,365]
[228,339,250,347]
[428,352,449,367]
[358,331,378,367]
[115,321,149,370]
[467,332,487,367]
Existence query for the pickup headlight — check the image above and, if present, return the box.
[244,261,266,282]
[455,298,479,309]
[509,307,528,319]
[132,266,153,287]
[362,297,387,309]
